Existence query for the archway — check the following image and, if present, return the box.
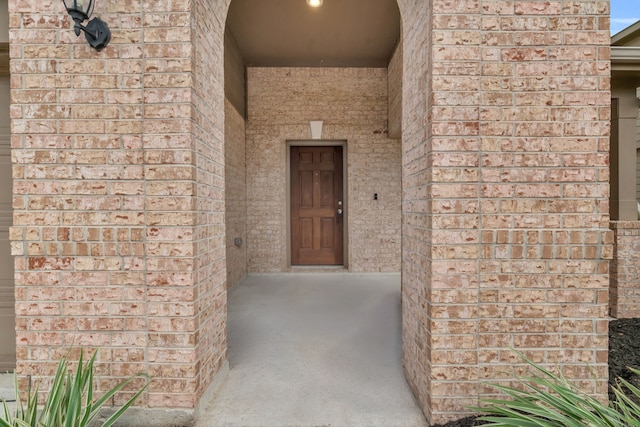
[218,0,422,423]
[223,0,403,276]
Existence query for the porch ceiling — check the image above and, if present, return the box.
[225,0,401,67]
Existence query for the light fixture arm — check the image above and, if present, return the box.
[70,16,110,50]
[64,2,111,51]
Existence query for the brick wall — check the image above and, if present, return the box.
[399,0,434,418]
[223,18,247,290]
[400,0,612,423]
[9,0,229,413]
[224,99,247,288]
[11,0,148,403]
[246,67,402,273]
[388,42,402,139]
[611,221,640,318]
[191,0,228,408]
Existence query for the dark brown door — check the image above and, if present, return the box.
[291,146,343,265]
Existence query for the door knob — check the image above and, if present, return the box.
[337,208,343,215]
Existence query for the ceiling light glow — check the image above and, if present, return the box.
[306,0,323,7]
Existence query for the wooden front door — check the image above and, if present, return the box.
[291,146,343,265]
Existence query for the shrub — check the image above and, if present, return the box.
[0,350,150,427]
[473,352,640,426]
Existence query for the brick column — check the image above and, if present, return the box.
[401,1,612,423]
[10,0,147,400]
[610,221,640,318]
[9,0,228,414]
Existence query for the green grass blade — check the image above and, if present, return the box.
[64,353,85,427]
[611,379,640,425]
[483,381,595,426]
[25,380,39,427]
[477,414,558,427]
[616,375,640,399]
[40,356,69,426]
[78,351,97,427]
[0,400,8,423]
[87,373,151,425]
[0,399,11,427]
[2,348,149,427]
[474,349,632,427]
[101,376,150,427]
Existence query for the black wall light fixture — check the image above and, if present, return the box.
[63,0,111,50]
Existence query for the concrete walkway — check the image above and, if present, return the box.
[0,373,15,414]
[0,373,13,400]
[196,273,427,427]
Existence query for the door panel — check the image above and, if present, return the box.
[291,146,343,265]
[0,74,14,371]
[320,218,334,248]
[301,218,313,248]
[321,171,334,205]
[300,171,313,207]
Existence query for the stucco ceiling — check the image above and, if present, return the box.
[225,0,401,67]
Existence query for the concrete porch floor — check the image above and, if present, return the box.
[195,273,428,427]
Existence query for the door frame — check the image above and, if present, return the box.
[287,140,348,269]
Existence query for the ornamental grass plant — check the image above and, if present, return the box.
[473,352,640,427]
[0,350,149,427]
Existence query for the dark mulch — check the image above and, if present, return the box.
[431,318,640,427]
[431,416,487,427]
[609,318,640,398]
